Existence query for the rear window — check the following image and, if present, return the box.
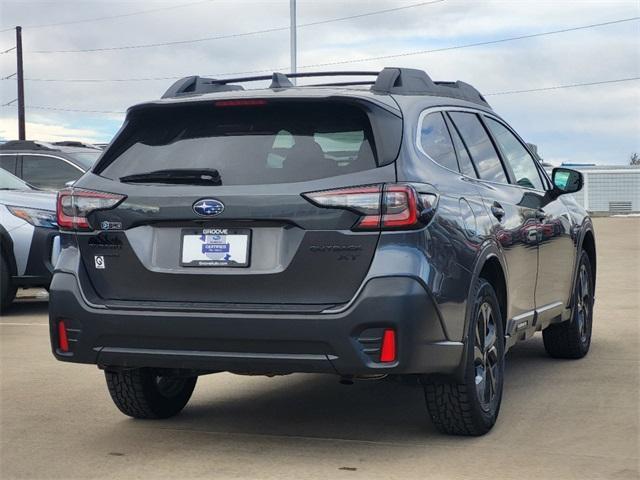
[99,102,378,185]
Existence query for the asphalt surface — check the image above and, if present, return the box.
[1,217,638,480]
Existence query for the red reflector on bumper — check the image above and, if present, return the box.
[57,320,69,352]
[380,329,396,363]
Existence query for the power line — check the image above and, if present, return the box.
[0,45,16,54]
[2,76,638,115]
[273,16,640,71]
[16,15,640,82]
[28,0,445,54]
[0,0,215,31]
[0,104,125,114]
[485,76,640,96]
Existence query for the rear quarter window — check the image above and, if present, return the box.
[98,102,380,185]
[418,112,458,172]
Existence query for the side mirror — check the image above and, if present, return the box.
[551,167,583,195]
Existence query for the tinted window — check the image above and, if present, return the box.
[22,155,83,190]
[449,112,507,183]
[419,112,458,171]
[445,115,477,178]
[485,118,544,190]
[0,155,17,174]
[100,102,377,185]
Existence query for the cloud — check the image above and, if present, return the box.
[0,115,110,143]
[0,0,637,164]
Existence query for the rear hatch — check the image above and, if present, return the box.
[69,97,402,311]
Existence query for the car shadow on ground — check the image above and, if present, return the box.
[3,297,572,443]
[2,298,49,319]
[114,339,560,444]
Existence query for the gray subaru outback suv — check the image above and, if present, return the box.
[49,68,596,435]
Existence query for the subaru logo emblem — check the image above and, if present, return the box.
[193,199,225,217]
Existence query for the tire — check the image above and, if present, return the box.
[422,278,505,436]
[105,368,197,419]
[543,250,594,359]
[0,254,17,314]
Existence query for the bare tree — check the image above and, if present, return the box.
[631,152,640,165]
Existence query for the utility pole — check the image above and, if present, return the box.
[16,26,25,140]
[290,0,297,84]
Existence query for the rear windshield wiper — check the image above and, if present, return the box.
[119,169,222,185]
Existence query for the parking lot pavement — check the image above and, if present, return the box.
[1,217,638,480]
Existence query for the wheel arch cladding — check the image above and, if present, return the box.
[0,225,17,277]
[581,229,596,291]
[478,257,508,334]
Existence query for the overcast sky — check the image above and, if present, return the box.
[0,0,638,165]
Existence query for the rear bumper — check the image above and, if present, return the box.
[49,273,463,376]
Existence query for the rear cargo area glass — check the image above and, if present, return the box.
[99,102,377,185]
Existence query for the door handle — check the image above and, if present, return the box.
[491,202,505,221]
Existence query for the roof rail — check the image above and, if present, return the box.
[52,141,101,149]
[372,68,489,106]
[162,71,379,98]
[0,140,54,151]
[160,68,489,107]
[161,76,244,98]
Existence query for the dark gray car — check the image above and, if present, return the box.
[48,68,596,435]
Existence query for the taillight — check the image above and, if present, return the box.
[56,188,126,231]
[303,184,437,231]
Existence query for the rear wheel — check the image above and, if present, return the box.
[105,368,197,419]
[422,278,505,435]
[0,254,16,314]
[543,250,594,359]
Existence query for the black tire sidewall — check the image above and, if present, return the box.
[464,279,505,431]
[0,254,16,313]
[141,369,197,419]
[574,251,594,353]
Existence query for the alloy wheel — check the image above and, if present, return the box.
[473,302,500,411]
[575,264,591,344]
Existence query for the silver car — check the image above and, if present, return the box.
[0,168,59,311]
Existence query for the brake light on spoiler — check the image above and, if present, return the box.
[56,188,126,231]
[303,184,437,231]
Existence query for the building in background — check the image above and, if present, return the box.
[530,142,639,214]
[557,164,640,214]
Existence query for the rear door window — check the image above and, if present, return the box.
[418,112,458,172]
[21,155,83,190]
[484,117,544,190]
[99,102,378,185]
[0,155,17,175]
[449,112,508,184]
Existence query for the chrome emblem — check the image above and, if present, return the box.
[193,199,225,217]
